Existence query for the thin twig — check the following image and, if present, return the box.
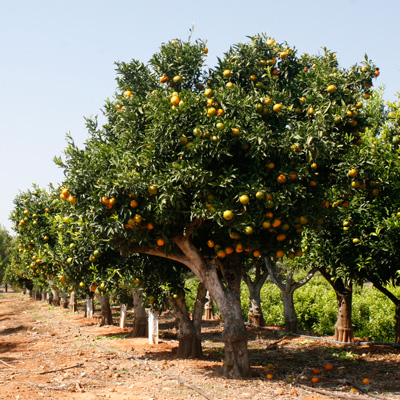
[37,362,83,375]
[0,359,16,368]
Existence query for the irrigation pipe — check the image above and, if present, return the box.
[245,322,400,348]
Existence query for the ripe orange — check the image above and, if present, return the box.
[223,69,232,78]
[207,107,217,116]
[217,249,226,258]
[253,250,261,257]
[239,195,250,204]
[170,95,180,105]
[160,75,169,83]
[225,247,234,255]
[204,88,213,97]
[273,103,283,113]
[313,368,321,374]
[348,168,358,177]
[157,238,165,246]
[326,85,336,93]
[123,90,132,98]
[223,210,234,220]
[148,185,158,195]
[277,174,287,184]
[207,240,215,248]
[325,363,333,371]
[130,199,138,208]
[276,250,284,258]
[276,233,286,242]
[311,377,319,383]
[272,219,281,228]
[363,378,370,384]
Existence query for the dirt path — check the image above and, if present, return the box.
[0,291,398,400]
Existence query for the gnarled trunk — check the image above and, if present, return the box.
[129,288,147,337]
[243,266,268,327]
[193,282,207,338]
[95,294,113,326]
[138,234,250,377]
[169,293,202,359]
[335,284,353,342]
[319,270,353,343]
[266,259,316,334]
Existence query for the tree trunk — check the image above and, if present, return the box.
[60,291,68,309]
[120,303,128,329]
[136,234,250,377]
[129,288,147,337]
[281,289,298,333]
[47,292,53,305]
[204,291,214,320]
[395,304,400,345]
[243,266,268,327]
[84,295,94,318]
[47,278,60,306]
[266,259,316,334]
[334,283,353,342]
[69,290,78,312]
[169,294,202,359]
[193,282,207,339]
[95,294,113,326]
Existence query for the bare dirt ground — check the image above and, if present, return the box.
[0,290,399,400]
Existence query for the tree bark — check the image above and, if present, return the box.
[193,282,207,339]
[243,265,268,327]
[60,290,68,309]
[204,291,214,320]
[334,283,353,342]
[169,293,202,359]
[319,270,354,342]
[266,259,316,334]
[48,278,60,306]
[95,294,113,326]
[132,234,250,377]
[129,288,147,337]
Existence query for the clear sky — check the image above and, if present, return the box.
[1,0,399,233]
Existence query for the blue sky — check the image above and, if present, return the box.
[1,0,399,233]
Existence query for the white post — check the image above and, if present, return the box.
[119,303,128,329]
[86,297,94,318]
[148,310,159,345]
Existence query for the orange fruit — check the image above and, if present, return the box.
[157,238,165,246]
[123,90,132,98]
[273,103,283,113]
[326,85,336,93]
[276,250,284,258]
[216,249,226,258]
[311,377,319,383]
[272,219,281,228]
[130,199,138,208]
[207,240,215,248]
[223,210,234,220]
[276,233,286,242]
[325,363,333,371]
[277,174,287,184]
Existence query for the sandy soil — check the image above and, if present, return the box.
[0,289,399,400]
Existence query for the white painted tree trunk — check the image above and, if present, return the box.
[119,303,128,329]
[148,310,159,345]
[86,296,94,318]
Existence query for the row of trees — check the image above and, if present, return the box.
[4,34,400,378]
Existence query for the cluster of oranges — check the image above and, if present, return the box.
[60,187,76,204]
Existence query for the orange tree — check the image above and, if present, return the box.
[8,186,61,298]
[302,91,400,343]
[58,34,378,377]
